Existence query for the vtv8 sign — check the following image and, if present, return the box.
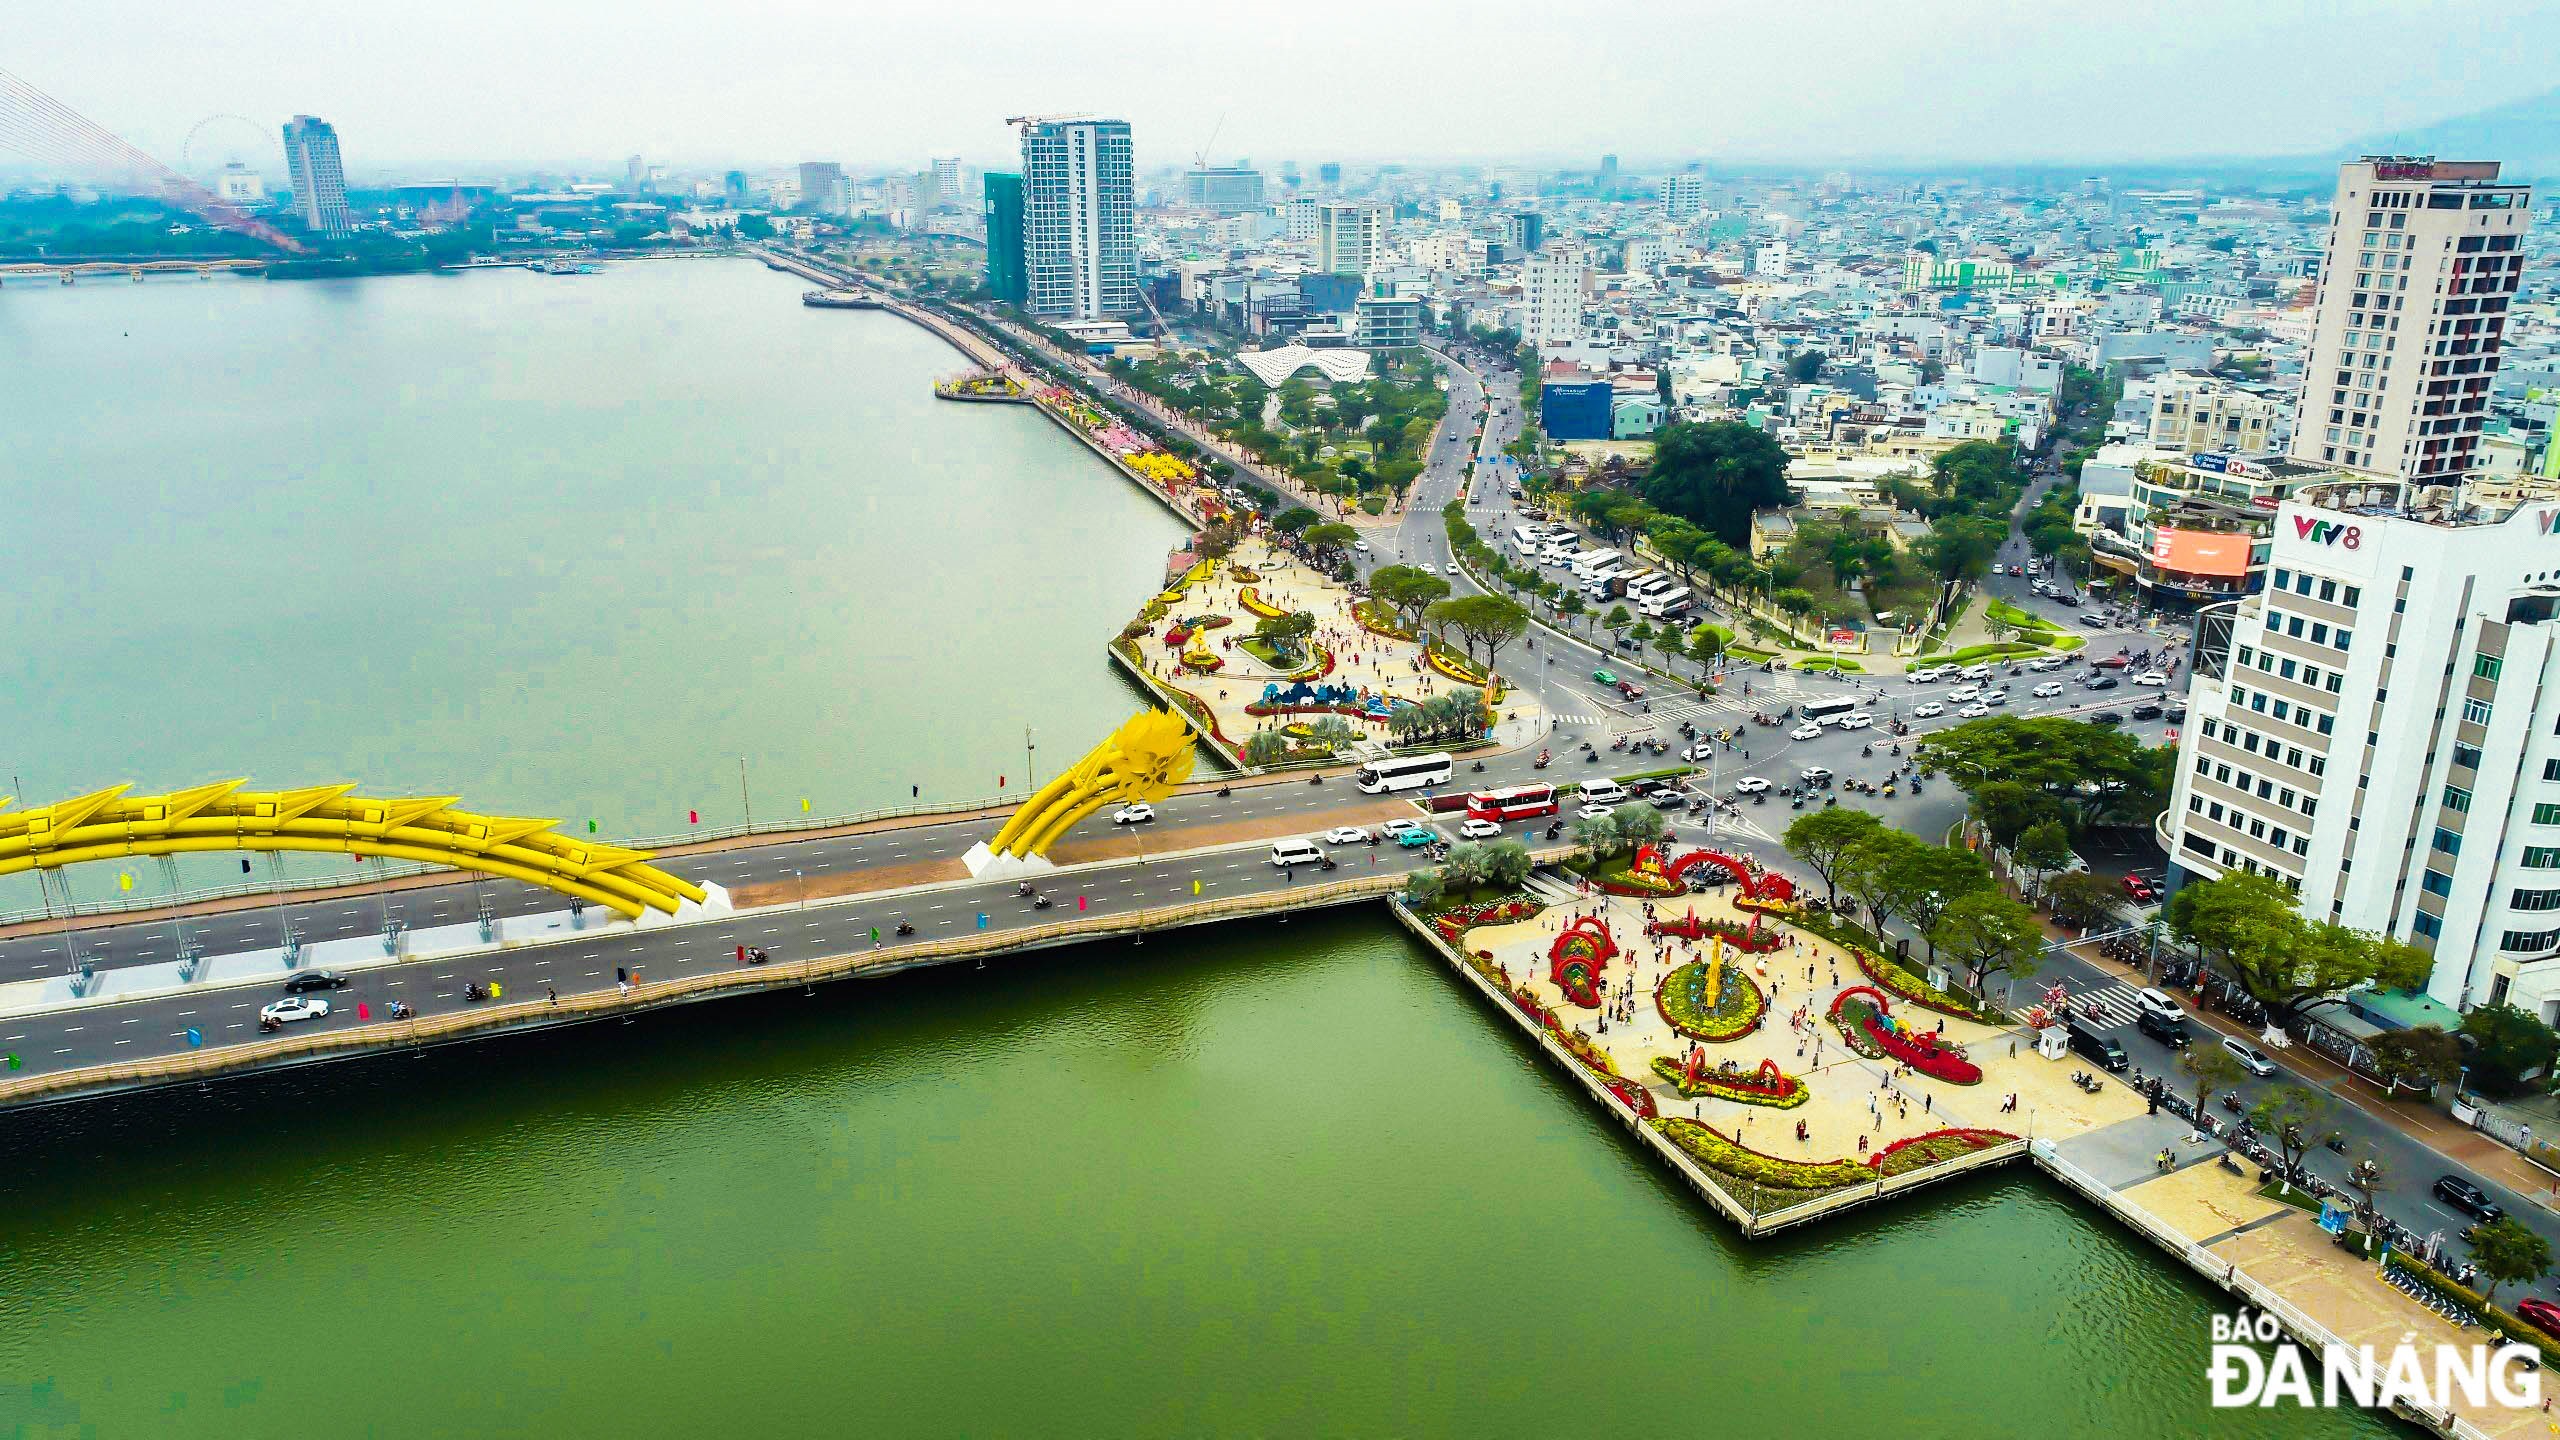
[2293,516,2362,549]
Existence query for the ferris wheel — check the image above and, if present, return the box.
[180,113,271,177]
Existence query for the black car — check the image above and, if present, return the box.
[283,970,350,994]
[2434,1175,2504,1222]
[2088,711,2126,727]
[2087,675,2120,691]
[2131,702,2165,720]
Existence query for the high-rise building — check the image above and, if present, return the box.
[931,156,963,209]
[797,161,847,215]
[279,115,350,233]
[1184,166,1265,216]
[983,171,1027,307]
[1524,248,1582,347]
[722,170,748,201]
[1506,211,1545,255]
[1598,154,1619,193]
[1282,196,1321,243]
[2289,157,2533,484]
[1663,174,1705,219]
[1316,201,1381,277]
[216,162,264,204]
[2161,158,2541,1012]
[1317,161,1342,191]
[1015,116,1136,319]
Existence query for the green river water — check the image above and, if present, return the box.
[0,262,2391,1437]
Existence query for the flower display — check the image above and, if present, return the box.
[1238,587,1290,620]
[1826,985,1980,1083]
[1870,1127,2015,1172]
[1654,957,1768,1043]
[1650,1053,1808,1108]
[1546,915,1617,1009]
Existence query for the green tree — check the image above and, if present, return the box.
[2369,1025,2464,1094]
[1929,889,2044,995]
[1688,624,1727,670]
[1482,839,1535,892]
[1837,829,1928,932]
[1302,523,1357,553]
[1638,420,1795,547]
[1424,594,1530,669]
[1240,730,1290,766]
[1604,604,1633,631]
[2045,871,2121,927]
[1569,810,1621,859]
[1271,506,1320,534]
[1255,609,1317,651]
[1784,809,1884,906]
[1441,842,1491,891]
[2180,1043,2247,1122]
[1401,867,1446,910]
[1786,350,1827,384]
[1368,564,1450,631]
[1969,780,2071,849]
[2459,1003,2560,1099]
[2471,1217,2553,1311]
[2010,822,2075,902]
[1614,804,1670,850]
[1884,844,1994,963]
[2247,1084,2336,1187]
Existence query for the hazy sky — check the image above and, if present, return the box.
[14,0,2559,178]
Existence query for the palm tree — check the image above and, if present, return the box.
[1307,715,1357,751]
[1386,703,1429,746]
[1569,811,1620,860]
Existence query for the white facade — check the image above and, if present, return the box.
[2289,157,2532,482]
[1282,197,1320,243]
[1524,249,1583,347]
[1316,201,1381,278]
[930,156,963,208]
[2164,483,2560,1013]
[280,115,349,233]
[2144,373,2282,454]
[1017,117,1137,320]
[1662,174,1705,219]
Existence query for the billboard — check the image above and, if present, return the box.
[2149,528,2253,578]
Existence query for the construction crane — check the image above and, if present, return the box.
[1190,114,1225,170]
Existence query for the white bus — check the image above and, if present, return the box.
[1800,696,1861,726]
[1571,548,1624,579]
[1354,752,1455,794]
[1537,535,1579,565]
[1508,525,1544,557]
[1637,586,1692,619]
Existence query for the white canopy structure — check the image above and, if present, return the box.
[1237,345,1373,388]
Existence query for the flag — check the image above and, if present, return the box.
[734,945,745,963]
[869,926,880,942]
[1000,774,1006,788]
[357,1002,370,1021]
[588,819,598,833]
[688,810,699,825]
[184,1028,202,1048]
[977,913,988,930]
[1191,879,1201,895]
[490,983,502,999]
[240,858,253,874]
[5,1054,18,1071]
[1077,895,1088,912]
[117,872,132,891]
[800,798,810,813]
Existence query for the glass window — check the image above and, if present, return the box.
[2465,698,2495,726]
[2414,911,2443,939]
[2454,742,2484,769]
[2423,868,2455,896]
[2433,826,2462,855]
[2526,846,2560,868]
[2476,654,2504,681]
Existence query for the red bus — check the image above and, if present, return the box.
[1465,783,1560,822]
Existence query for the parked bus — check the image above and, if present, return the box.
[1637,586,1693,619]
[1354,752,1455,794]
[1537,536,1579,565]
[1570,548,1624,579]
[1625,572,1676,600]
[1800,696,1861,725]
[1508,525,1544,557]
[1464,783,1560,822]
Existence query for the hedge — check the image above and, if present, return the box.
[1797,656,1866,673]
[1655,1118,1870,1193]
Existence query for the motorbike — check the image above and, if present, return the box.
[259,1015,282,1033]
[1534,753,1550,769]
[895,922,916,937]
[1309,774,1323,785]
[745,947,770,965]
[1860,744,1872,758]
[1545,821,1563,840]
[2220,1090,2243,1113]
[1217,785,1232,798]
[1470,761,1486,773]
[1033,894,1054,910]
[464,982,489,1003]
[1583,750,1600,763]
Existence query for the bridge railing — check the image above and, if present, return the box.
[0,872,1402,1107]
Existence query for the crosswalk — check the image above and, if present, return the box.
[2067,980,2147,1030]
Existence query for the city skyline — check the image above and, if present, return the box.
[10,0,2560,177]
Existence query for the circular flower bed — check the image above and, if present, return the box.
[1826,986,1891,1059]
[1655,958,1768,1042]
[1826,985,1981,1084]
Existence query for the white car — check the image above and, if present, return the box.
[1799,766,1833,784]
[1457,817,1501,840]
[1353,540,1372,552]
[1576,802,1615,820]
[259,996,331,1025]
[1113,803,1156,825]
[1957,703,1992,718]
[2134,670,2169,687]
[1836,713,1873,730]
[1912,701,1946,718]
[1948,684,1982,702]
[1979,689,2009,706]
[1907,665,1951,683]
[2221,1036,2278,1078]
[1680,742,1714,763]
[1790,723,1824,741]
[1959,664,1994,680]
[2028,656,2066,671]
[1379,818,1425,838]
[1322,826,1369,845]
[1733,776,1771,794]
[2031,681,2065,698]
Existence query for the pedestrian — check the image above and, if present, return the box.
[546,984,558,1005]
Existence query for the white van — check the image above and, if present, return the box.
[1269,839,1326,869]
[1579,779,1627,805]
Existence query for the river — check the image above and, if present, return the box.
[0,261,2390,1437]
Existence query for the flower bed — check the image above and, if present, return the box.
[1571,856,1681,898]
[1181,648,1222,674]
[1654,1118,1872,1199]
[1785,906,1995,1021]
[1426,645,1490,687]
[1430,897,1543,944]
[1654,958,1768,1043]
[1238,586,1290,620]
[1548,915,1617,1009]
[1646,911,1781,953]
[1353,599,1417,641]
[1872,1127,2014,1174]
[1825,986,1890,1059]
[1651,1054,1807,1108]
